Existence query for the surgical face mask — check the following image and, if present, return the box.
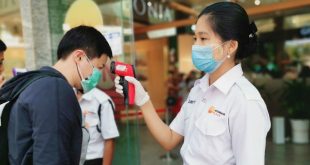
[77,55,102,93]
[192,42,227,73]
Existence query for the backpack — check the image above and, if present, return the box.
[0,70,64,165]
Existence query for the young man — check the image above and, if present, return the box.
[77,87,119,165]
[1,26,112,165]
[0,39,7,87]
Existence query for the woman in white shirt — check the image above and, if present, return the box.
[115,2,270,165]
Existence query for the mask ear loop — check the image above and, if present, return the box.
[79,54,96,81]
[76,61,85,81]
[84,54,95,69]
[213,41,229,62]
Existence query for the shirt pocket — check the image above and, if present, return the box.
[195,113,227,136]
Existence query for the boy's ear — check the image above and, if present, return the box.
[72,50,84,63]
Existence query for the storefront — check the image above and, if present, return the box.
[0,0,25,80]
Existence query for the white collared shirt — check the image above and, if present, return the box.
[170,64,271,165]
[79,88,119,160]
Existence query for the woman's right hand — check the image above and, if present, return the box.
[114,76,150,107]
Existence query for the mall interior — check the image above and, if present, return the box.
[0,0,310,164]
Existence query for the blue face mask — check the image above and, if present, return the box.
[192,44,225,73]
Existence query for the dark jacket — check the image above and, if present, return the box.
[2,66,82,165]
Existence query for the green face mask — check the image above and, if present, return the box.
[78,55,102,93]
[81,68,102,93]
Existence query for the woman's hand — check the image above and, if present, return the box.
[114,76,150,106]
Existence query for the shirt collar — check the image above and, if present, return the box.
[198,74,210,92]
[198,64,243,94]
[81,90,94,101]
[80,88,104,102]
[213,64,243,95]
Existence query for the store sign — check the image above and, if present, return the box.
[96,26,123,56]
[0,0,19,16]
[147,28,176,39]
[133,0,174,24]
[104,31,123,56]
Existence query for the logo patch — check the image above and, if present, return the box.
[208,106,225,117]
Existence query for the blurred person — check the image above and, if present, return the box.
[0,39,7,87]
[114,2,270,165]
[283,67,298,80]
[0,26,112,165]
[177,73,188,104]
[76,87,119,165]
[185,70,197,91]
[299,65,310,78]
[166,69,183,118]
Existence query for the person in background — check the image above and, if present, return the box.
[77,87,119,165]
[185,70,197,91]
[114,2,270,165]
[177,73,187,104]
[0,39,7,87]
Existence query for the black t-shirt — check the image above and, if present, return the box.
[8,66,82,165]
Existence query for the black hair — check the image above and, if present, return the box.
[0,39,7,52]
[198,2,258,60]
[57,25,113,60]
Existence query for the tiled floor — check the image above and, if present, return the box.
[139,124,182,165]
[138,125,310,165]
[265,141,310,165]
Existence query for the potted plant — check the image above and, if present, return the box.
[281,78,310,144]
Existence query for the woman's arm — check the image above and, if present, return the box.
[140,100,183,151]
[115,76,183,151]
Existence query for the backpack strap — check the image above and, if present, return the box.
[96,104,102,133]
[108,99,115,112]
[95,99,115,133]
[0,99,16,165]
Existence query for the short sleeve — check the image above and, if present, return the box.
[230,99,271,165]
[100,100,119,139]
[169,105,186,136]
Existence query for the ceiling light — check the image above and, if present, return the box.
[191,25,196,32]
[255,0,261,6]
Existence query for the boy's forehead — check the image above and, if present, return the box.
[92,55,108,66]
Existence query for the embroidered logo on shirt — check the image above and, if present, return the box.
[208,106,225,117]
[188,99,196,104]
